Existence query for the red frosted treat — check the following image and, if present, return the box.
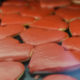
[0,62,25,80]
[43,74,77,80]
[40,0,71,8]
[2,0,27,6]
[0,37,19,44]
[62,37,80,51]
[67,4,80,9]
[20,7,53,19]
[0,24,24,39]
[0,6,20,14]
[1,14,34,25]
[70,50,80,61]
[27,1,42,9]
[20,28,68,45]
[0,13,2,18]
[30,15,68,31]
[0,40,33,61]
[28,43,80,73]
[69,19,80,36]
[56,8,80,22]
